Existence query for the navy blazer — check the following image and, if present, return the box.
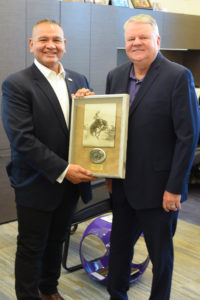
[1,64,92,211]
[106,52,200,209]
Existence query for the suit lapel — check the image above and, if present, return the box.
[31,64,69,137]
[65,71,76,95]
[129,53,162,116]
[119,64,132,94]
[64,72,77,131]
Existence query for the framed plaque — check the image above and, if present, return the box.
[69,94,129,178]
[131,0,152,9]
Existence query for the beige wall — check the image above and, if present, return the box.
[159,0,200,15]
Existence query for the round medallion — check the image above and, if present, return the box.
[89,148,106,164]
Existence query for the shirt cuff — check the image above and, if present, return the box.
[56,165,70,183]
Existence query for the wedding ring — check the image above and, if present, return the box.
[170,205,176,208]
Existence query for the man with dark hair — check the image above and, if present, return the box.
[1,19,95,300]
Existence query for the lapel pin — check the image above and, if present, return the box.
[68,77,73,82]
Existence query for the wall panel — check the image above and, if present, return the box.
[90,5,117,93]
[26,0,60,67]
[162,13,200,49]
[0,0,26,223]
[0,0,26,151]
[60,3,91,81]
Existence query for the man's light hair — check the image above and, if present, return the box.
[124,14,159,37]
[32,19,63,37]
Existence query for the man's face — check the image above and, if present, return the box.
[125,22,160,66]
[29,22,66,73]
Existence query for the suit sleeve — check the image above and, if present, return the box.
[82,75,91,90]
[1,77,68,183]
[165,69,200,194]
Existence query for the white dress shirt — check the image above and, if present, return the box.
[34,59,69,126]
[34,59,69,183]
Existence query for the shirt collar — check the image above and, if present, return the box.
[34,58,66,79]
[129,65,143,83]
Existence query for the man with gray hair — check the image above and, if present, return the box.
[106,14,200,300]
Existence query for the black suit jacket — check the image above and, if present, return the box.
[106,52,200,209]
[1,64,91,211]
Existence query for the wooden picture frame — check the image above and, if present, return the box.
[69,94,130,178]
[131,0,152,9]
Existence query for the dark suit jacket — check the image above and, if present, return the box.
[106,52,200,209]
[1,63,91,211]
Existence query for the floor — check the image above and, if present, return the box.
[0,216,200,300]
[0,182,199,299]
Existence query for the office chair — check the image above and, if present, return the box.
[62,179,112,272]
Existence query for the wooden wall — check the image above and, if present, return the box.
[0,1,200,223]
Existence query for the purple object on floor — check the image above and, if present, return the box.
[79,214,150,284]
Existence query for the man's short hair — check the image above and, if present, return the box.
[124,14,159,36]
[32,19,62,36]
